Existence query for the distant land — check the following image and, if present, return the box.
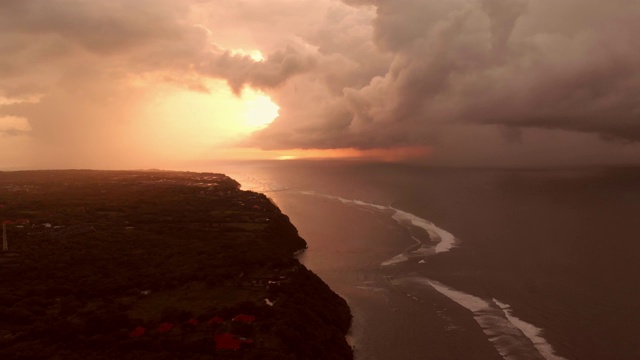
[0,170,352,360]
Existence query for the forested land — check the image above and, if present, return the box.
[0,170,352,359]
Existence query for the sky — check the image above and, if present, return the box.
[1,0,640,169]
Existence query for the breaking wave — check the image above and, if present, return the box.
[294,190,566,360]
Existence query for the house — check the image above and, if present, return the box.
[208,316,224,326]
[214,333,241,350]
[214,333,254,350]
[157,322,174,333]
[129,326,146,338]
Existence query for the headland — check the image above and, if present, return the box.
[0,170,353,359]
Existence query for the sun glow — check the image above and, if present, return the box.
[243,94,279,129]
[127,77,425,165]
[230,49,265,62]
[135,80,279,161]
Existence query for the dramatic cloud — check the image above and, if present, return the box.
[0,0,321,167]
[1,0,639,168]
[0,0,315,94]
[252,0,640,152]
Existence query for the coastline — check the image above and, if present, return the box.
[0,170,353,359]
[262,189,500,359]
[268,188,567,360]
[218,161,640,359]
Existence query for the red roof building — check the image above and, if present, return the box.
[129,326,146,338]
[214,333,241,350]
[157,322,174,333]
[213,333,253,350]
[208,316,224,326]
[187,318,199,326]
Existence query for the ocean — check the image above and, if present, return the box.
[215,161,640,360]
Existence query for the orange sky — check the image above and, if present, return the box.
[1,0,640,169]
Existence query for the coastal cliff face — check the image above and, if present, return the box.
[0,170,352,360]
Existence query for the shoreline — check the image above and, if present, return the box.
[284,189,567,360]
[265,189,500,359]
[0,170,353,359]
[220,161,640,359]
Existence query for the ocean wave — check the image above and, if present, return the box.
[494,299,567,360]
[293,189,566,360]
[390,209,456,254]
[292,190,456,260]
[424,278,567,360]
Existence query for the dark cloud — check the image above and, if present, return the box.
[201,47,316,94]
[250,0,640,153]
[1,0,639,167]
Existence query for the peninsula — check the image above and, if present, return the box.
[0,170,353,360]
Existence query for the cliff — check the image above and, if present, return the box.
[0,170,353,360]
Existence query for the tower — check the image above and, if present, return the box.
[2,222,7,252]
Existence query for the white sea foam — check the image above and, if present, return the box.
[494,299,568,360]
[423,278,565,360]
[390,209,456,254]
[293,189,564,360]
[293,191,456,260]
[354,285,388,293]
[380,253,410,266]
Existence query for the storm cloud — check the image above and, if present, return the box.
[1,0,639,167]
[251,0,640,151]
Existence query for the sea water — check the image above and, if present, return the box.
[215,161,640,360]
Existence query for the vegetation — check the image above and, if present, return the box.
[0,170,352,359]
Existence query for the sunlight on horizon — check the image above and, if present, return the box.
[206,146,431,162]
[137,80,279,162]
